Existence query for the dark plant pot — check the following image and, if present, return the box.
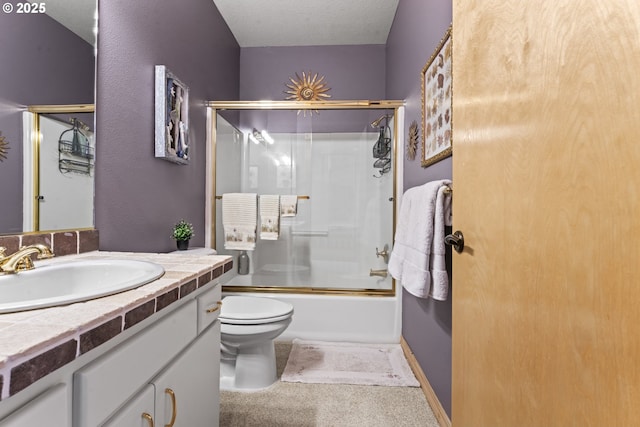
[176,240,189,251]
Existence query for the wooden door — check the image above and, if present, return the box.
[451,1,640,426]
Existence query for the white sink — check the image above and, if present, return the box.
[0,260,165,314]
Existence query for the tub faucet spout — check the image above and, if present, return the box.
[369,269,388,278]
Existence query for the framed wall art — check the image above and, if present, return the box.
[421,25,452,167]
[155,65,190,164]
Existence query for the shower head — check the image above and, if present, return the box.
[370,114,391,128]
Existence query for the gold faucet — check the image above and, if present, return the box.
[0,244,54,274]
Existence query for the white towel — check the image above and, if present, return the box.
[429,185,450,301]
[280,195,298,217]
[388,180,452,300]
[259,195,280,240]
[443,184,453,226]
[222,193,257,250]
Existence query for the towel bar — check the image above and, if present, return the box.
[290,230,328,237]
[215,195,310,200]
[443,186,452,195]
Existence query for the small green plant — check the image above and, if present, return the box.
[171,219,194,241]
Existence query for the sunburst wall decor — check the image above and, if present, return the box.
[0,132,9,162]
[407,120,419,160]
[285,71,331,115]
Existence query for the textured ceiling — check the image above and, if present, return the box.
[36,0,399,48]
[212,0,400,47]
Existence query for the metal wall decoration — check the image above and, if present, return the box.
[155,65,190,164]
[407,120,419,160]
[0,132,9,161]
[58,118,94,175]
[285,71,331,115]
[421,24,452,167]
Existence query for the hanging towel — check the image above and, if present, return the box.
[259,195,280,240]
[281,195,298,217]
[429,185,450,301]
[443,184,453,226]
[222,193,257,250]
[388,180,452,299]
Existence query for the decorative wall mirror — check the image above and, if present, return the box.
[0,0,97,235]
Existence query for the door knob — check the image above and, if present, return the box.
[445,231,464,253]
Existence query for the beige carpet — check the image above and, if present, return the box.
[220,342,439,427]
[281,339,420,387]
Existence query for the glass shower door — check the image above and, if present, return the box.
[215,108,395,293]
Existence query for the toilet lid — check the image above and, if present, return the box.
[219,296,294,325]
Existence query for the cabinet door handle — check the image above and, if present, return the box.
[165,388,177,427]
[206,300,223,314]
[142,412,154,427]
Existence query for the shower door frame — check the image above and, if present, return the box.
[24,104,95,232]
[204,100,404,296]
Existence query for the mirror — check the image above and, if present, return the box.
[0,0,97,235]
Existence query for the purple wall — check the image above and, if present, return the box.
[386,0,453,417]
[95,0,240,252]
[239,45,386,134]
[240,45,386,100]
[0,1,94,233]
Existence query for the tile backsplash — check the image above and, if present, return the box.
[0,229,99,257]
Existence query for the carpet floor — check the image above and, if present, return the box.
[220,342,440,427]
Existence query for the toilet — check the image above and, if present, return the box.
[219,296,294,391]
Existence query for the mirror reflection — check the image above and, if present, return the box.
[23,107,95,232]
[0,0,97,235]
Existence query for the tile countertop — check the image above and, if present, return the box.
[0,251,233,400]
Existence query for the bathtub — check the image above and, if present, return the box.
[220,270,402,343]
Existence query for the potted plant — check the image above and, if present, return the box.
[171,219,194,250]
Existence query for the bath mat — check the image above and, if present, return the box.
[281,339,420,387]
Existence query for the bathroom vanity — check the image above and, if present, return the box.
[0,251,232,426]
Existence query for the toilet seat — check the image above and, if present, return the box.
[220,296,294,325]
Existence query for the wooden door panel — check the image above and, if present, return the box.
[452,1,640,426]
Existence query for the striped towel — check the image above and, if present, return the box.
[222,193,257,250]
[259,195,280,240]
[280,195,298,217]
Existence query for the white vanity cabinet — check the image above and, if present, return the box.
[0,254,230,427]
[152,322,220,426]
[104,322,220,427]
[0,384,70,427]
[103,323,220,427]
[75,282,222,426]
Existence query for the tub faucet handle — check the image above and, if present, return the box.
[375,245,389,263]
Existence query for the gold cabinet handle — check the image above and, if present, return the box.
[165,388,177,427]
[142,412,154,427]
[206,300,223,314]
